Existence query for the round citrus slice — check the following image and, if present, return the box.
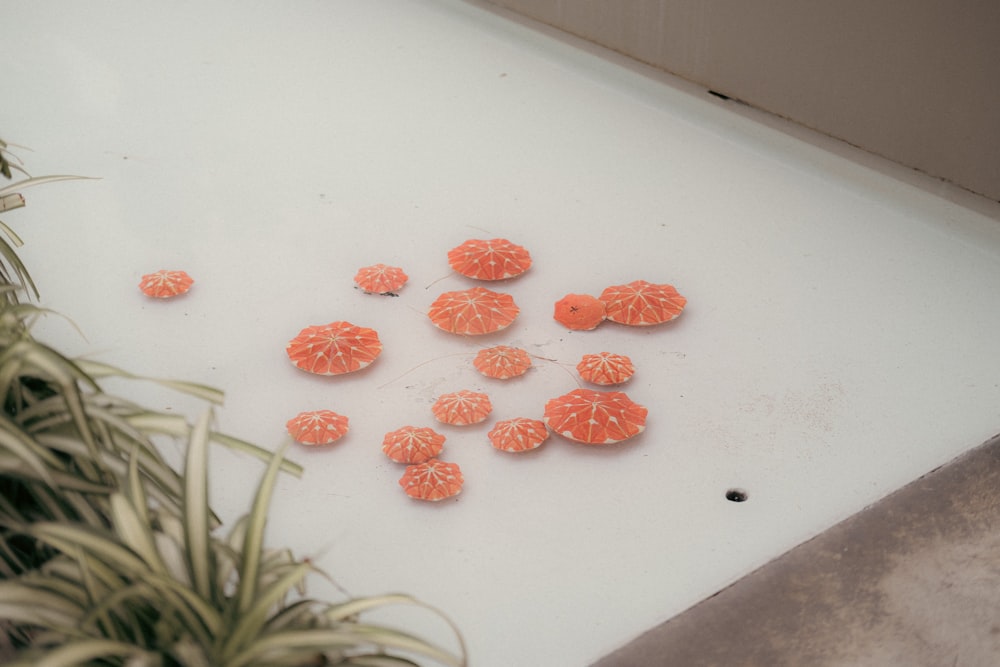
[286,321,382,376]
[488,417,549,453]
[398,458,464,501]
[382,426,446,464]
[431,390,493,425]
[139,270,194,298]
[286,410,349,445]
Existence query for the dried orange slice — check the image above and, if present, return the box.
[382,426,446,463]
[543,388,647,444]
[286,322,382,376]
[427,287,519,335]
[599,280,686,326]
[139,270,194,298]
[286,410,349,445]
[473,345,532,379]
[488,417,549,453]
[431,390,493,425]
[447,238,531,280]
[398,458,464,501]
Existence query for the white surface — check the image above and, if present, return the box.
[6,1,1000,664]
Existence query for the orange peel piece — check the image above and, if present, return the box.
[553,293,606,331]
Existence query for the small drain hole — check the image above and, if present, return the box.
[725,488,748,503]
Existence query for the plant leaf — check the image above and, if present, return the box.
[0,580,84,628]
[183,409,214,603]
[36,433,184,517]
[0,412,59,485]
[125,444,150,524]
[226,626,465,667]
[0,235,38,299]
[75,359,225,405]
[28,521,149,576]
[1,340,102,458]
[0,194,26,215]
[0,174,96,197]
[211,432,303,477]
[5,639,145,667]
[345,656,422,667]
[233,441,289,616]
[110,493,166,575]
[324,595,468,664]
[221,561,311,657]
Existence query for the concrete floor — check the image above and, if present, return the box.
[594,434,1000,666]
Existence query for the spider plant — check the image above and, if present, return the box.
[0,140,94,305]
[0,140,466,665]
[1,406,465,666]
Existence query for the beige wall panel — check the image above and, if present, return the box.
[481,0,1000,201]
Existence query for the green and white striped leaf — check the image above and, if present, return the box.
[226,626,465,667]
[0,174,94,198]
[29,522,148,576]
[183,409,214,603]
[234,440,289,616]
[5,639,146,667]
[110,493,166,574]
[75,359,225,405]
[0,580,83,629]
[221,561,312,658]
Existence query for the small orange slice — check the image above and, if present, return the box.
[553,293,606,331]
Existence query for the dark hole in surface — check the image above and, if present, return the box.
[726,488,748,502]
[708,89,731,100]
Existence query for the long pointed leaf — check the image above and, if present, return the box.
[183,409,213,602]
[234,441,289,615]
[0,413,59,484]
[5,639,144,667]
[0,194,26,215]
[125,445,150,524]
[110,493,166,575]
[221,561,311,657]
[226,626,464,667]
[74,545,119,640]
[211,432,303,476]
[36,433,184,515]
[75,359,225,405]
[346,657,422,667]
[1,341,102,458]
[0,174,95,197]
[142,572,223,637]
[324,595,467,664]
[0,236,38,299]
[78,577,219,649]
[29,522,148,576]
[0,580,84,628]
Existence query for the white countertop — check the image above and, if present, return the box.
[7,1,1000,664]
